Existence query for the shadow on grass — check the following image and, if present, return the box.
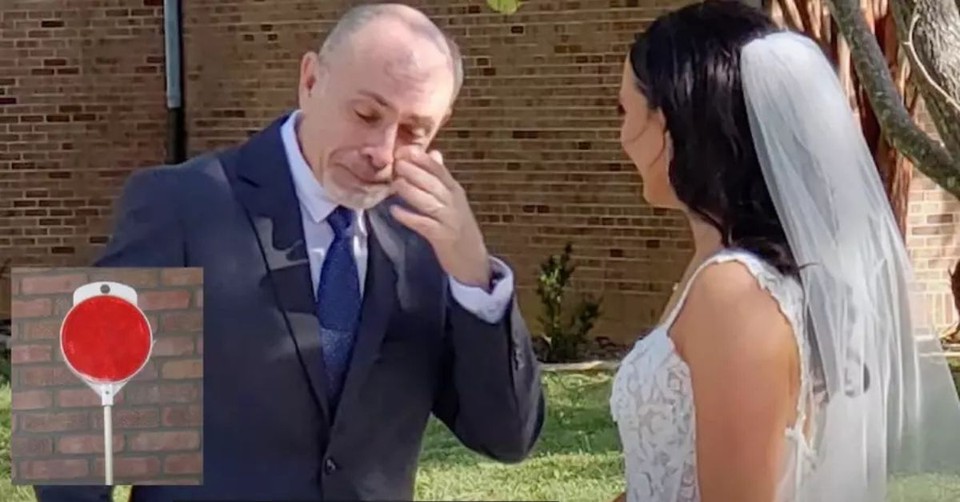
[418,371,622,470]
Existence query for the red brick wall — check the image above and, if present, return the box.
[182,0,699,342]
[9,267,203,485]
[2,0,958,342]
[0,0,168,318]
[907,172,960,333]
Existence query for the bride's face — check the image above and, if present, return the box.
[618,58,682,210]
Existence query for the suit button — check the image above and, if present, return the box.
[324,457,338,474]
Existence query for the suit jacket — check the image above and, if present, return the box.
[33,115,545,502]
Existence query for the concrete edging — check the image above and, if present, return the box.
[540,349,960,373]
[539,360,620,372]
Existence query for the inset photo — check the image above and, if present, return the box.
[8,267,203,486]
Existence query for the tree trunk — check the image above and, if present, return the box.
[827,0,960,198]
[889,0,960,162]
[769,0,918,236]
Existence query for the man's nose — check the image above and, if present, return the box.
[361,130,397,170]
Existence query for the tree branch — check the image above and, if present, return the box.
[893,0,960,163]
[826,0,960,198]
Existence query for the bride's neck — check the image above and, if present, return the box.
[686,213,724,261]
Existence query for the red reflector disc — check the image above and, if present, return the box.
[61,295,151,382]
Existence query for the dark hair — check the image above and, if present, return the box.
[629,0,799,277]
[630,3,873,400]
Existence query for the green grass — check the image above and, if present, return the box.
[2,367,960,502]
[415,372,624,501]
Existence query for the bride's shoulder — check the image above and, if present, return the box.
[685,251,788,315]
[699,248,803,306]
[671,248,801,360]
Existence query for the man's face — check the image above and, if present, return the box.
[295,20,456,210]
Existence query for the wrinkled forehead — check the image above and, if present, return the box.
[331,19,456,117]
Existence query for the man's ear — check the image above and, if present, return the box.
[299,51,327,101]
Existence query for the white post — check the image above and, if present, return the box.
[102,387,114,485]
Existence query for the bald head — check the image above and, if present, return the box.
[318,3,463,99]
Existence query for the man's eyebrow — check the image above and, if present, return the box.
[408,115,434,131]
[357,89,391,108]
[357,89,435,131]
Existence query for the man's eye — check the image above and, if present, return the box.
[355,111,377,122]
[617,104,625,116]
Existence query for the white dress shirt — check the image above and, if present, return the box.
[280,111,514,323]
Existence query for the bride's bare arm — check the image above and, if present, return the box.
[671,261,799,502]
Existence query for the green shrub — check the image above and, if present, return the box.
[534,243,602,363]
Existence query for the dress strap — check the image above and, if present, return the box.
[661,248,743,329]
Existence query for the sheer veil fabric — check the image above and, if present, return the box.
[740,30,960,501]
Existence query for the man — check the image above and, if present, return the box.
[34,4,544,501]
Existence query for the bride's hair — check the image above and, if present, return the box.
[629,0,798,277]
[631,1,870,399]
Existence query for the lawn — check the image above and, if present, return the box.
[2,367,959,502]
[1,372,622,502]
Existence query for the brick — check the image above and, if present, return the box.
[90,269,159,288]
[161,359,202,380]
[162,404,202,427]
[159,311,202,333]
[20,411,89,432]
[128,431,200,452]
[140,290,191,310]
[135,360,160,381]
[20,272,88,294]
[11,436,54,457]
[160,269,202,286]
[12,389,53,410]
[20,459,89,480]
[164,453,202,475]
[19,319,61,340]
[54,296,73,316]
[57,387,119,407]
[12,298,52,317]
[94,456,161,479]
[91,408,159,429]
[19,365,77,387]
[123,382,199,405]
[57,433,125,454]
[12,343,53,363]
[152,335,195,357]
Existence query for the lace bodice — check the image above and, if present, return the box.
[609,248,816,502]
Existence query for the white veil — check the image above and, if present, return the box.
[740,31,960,501]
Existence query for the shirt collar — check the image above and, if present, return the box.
[280,110,367,236]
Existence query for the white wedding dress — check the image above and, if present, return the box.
[609,248,818,502]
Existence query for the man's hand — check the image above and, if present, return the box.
[390,145,491,289]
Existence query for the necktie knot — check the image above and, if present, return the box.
[327,206,354,238]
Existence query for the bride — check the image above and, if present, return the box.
[609,1,960,501]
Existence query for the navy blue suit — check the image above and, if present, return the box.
[33,115,545,501]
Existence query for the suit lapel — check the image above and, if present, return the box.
[223,114,331,422]
[335,205,401,420]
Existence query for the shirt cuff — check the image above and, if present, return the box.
[448,256,515,324]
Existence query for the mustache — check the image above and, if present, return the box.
[338,160,392,184]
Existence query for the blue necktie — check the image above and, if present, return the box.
[316,206,361,410]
